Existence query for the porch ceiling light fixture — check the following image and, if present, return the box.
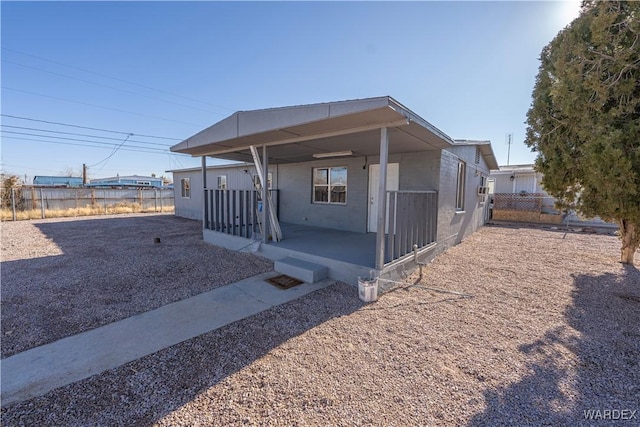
[312,150,353,159]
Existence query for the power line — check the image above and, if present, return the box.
[2,59,226,116]
[2,86,206,127]
[2,135,188,156]
[1,130,172,151]
[89,134,133,170]
[0,163,63,174]
[1,126,172,147]
[0,114,182,141]
[2,47,237,112]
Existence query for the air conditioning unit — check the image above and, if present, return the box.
[477,186,488,195]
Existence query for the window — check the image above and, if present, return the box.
[313,167,347,204]
[475,146,481,164]
[181,178,190,198]
[217,175,227,190]
[252,173,272,190]
[455,161,466,211]
[136,181,151,186]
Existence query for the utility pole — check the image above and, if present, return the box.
[506,133,513,166]
[82,163,87,185]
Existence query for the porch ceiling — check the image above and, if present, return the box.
[171,96,455,163]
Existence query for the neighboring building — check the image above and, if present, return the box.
[86,175,164,189]
[33,176,83,187]
[489,164,547,195]
[489,164,614,227]
[170,96,499,288]
[488,165,560,224]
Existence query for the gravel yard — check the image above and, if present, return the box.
[2,223,639,426]
[0,213,273,358]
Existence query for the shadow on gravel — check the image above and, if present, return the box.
[468,265,640,426]
[0,282,364,426]
[487,220,618,237]
[1,215,273,358]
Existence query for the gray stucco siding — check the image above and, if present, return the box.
[171,164,278,221]
[277,157,369,233]
[397,152,441,191]
[436,146,491,247]
[173,170,203,220]
[277,151,442,233]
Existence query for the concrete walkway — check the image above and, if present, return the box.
[1,272,334,406]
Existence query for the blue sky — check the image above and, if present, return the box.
[1,1,580,182]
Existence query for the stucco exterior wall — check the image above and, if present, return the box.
[172,146,487,245]
[171,164,278,220]
[173,170,203,220]
[276,151,442,233]
[277,157,368,233]
[436,146,491,249]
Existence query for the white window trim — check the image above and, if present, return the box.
[313,166,347,205]
[252,173,272,190]
[455,161,466,211]
[217,175,227,190]
[181,178,190,199]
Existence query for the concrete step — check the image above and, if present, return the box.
[274,257,328,284]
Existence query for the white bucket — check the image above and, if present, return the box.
[358,277,378,302]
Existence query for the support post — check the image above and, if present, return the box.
[11,187,16,221]
[375,127,389,270]
[262,145,270,244]
[40,189,45,219]
[202,156,207,229]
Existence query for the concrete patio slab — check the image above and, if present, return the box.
[1,272,334,406]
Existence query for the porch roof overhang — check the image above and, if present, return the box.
[171,96,456,164]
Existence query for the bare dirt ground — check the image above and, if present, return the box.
[0,213,273,358]
[2,223,639,426]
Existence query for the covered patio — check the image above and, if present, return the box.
[172,96,455,283]
[273,223,376,268]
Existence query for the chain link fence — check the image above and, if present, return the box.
[0,187,174,221]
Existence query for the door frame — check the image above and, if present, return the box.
[368,163,399,233]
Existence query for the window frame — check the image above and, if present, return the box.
[180,178,191,199]
[312,166,347,205]
[252,173,272,190]
[217,175,227,190]
[455,161,466,211]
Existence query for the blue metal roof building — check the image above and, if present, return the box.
[33,176,84,187]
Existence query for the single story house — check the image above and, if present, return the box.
[170,96,498,289]
[489,164,615,227]
[489,164,547,195]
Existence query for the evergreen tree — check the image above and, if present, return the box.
[525,0,640,264]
